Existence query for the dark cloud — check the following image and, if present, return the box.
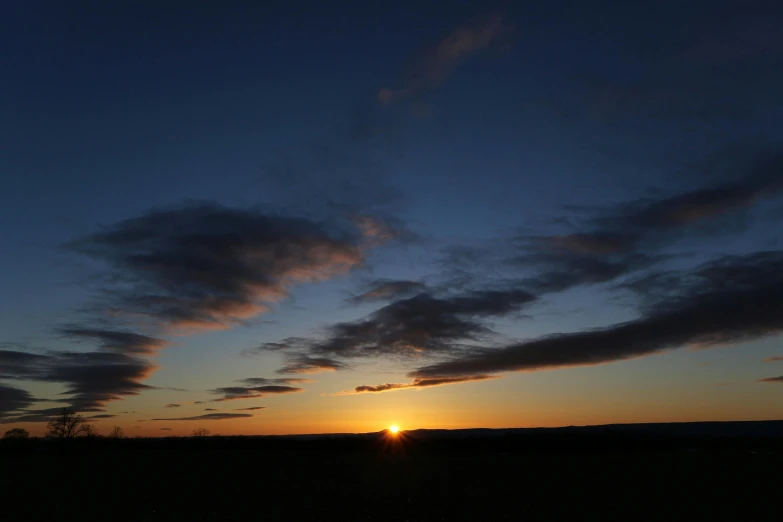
[0,349,156,415]
[764,356,783,363]
[211,385,303,402]
[235,406,265,411]
[210,377,305,402]
[759,376,783,383]
[339,375,495,395]
[300,289,536,359]
[57,327,167,355]
[0,384,37,419]
[0,407,72,424]
[151,413,253,421]
[346,280,426,304]
[378,15,507,103]
[0,350,51,380]
[240,377,310,386]
[204,408,217,411]
[160,428,172,431]
[86,414,116,419]
[165,404,181,408]
[65,203,367,332]
[507,158,783,294]
[276,355,345,374]
[413,251,783,378]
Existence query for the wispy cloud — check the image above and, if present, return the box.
[164,404,181,408]
[379,15,507,103]
[337,374,496,395]
[276,355,345,374]
[0,384,37,419]
[759,376,783,383]
[210,377,305,402]
[151,413,253,421]
[57,327,168,355]
[346,279,427,305]
[0,348,156,419]
[765,356,783,362]
[267,289,535,364]
[413,251,783,378]
[234,406,265,411]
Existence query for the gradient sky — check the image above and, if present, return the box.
[2,1,783,437]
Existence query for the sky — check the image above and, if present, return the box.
[2,0,783,437]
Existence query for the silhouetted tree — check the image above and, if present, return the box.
[46,409,91,439]
[108,426,125,439]
[191,428,210,437]
[3,428,30,440]
[81,424,99,438]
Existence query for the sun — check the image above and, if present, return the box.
[389,424,400,434]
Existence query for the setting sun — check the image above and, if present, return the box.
[389,425,400,434]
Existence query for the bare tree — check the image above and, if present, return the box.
[45,409,91,439]
[3,428,30,440]
[191,428,210,437]
[108,426,125,439]
[81,424,99,438]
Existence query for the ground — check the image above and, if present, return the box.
[2,442,779,521]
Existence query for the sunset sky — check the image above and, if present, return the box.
[2,1,782,437]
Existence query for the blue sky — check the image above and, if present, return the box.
[1,0,782,435]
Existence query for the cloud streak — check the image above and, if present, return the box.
[413,251,783,378]
[0,384,37,419]
[379,16,506,103]
[210,377,305,402]
[272,289,536,362]
[0,349,156,417]
[346,280,427,304]
[57,327,168,355]
[338,374,496,395]
[151,413,253,421]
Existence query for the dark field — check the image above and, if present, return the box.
[3,432,781,521]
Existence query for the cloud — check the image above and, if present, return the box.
[165,404,181,408]
[379,15,506,103]
[0,384,37,419]
[204,408,218,411]
[506,158,783,294]
[235,406,265,411]
[210,377,305,402]
[86,414,116,419]
[276,355,345,374]
[295,289,536,359]
[0,349,156,415]
[160,428,172,431]
[338,374,496,395]
[57,327,168,355]
[65,203,366,332]
[413,251,783,378]
[765,356,783,362]
[759,376,783,383]
[151,413,253,421]
[346,279,427,304]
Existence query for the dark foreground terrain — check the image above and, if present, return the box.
[3,422,781,521]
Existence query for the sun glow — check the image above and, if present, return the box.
[389,424,400,433]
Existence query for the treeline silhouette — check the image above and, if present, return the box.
[3,413,782,456]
